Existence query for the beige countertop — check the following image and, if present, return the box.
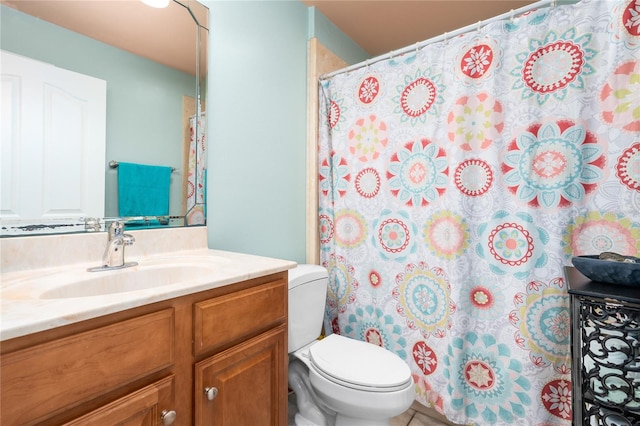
[1,227,296,341]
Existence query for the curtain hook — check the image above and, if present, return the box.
[477,20,482,33]
[551,0,556,8]
[443,32,448,45]
[510,9,515,24]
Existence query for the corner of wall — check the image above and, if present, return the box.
[307,6,370,65]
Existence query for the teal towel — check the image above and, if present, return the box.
[117,162,171,217]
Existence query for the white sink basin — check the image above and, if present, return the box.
[41,263,219,298]
[3,255,230,300]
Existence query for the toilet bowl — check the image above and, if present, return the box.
[287,265,415,426]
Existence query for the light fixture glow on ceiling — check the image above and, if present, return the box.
[141,0,170,8]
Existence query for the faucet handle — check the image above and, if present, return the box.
[122,233,135,246]
[108,220,124,239]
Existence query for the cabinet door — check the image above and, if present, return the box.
[195,325,287,426]
[63,376,175,426]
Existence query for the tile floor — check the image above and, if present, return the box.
[289,395,460,426]
[390,402,460,426]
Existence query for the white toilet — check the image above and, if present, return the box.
[287,264,415,426]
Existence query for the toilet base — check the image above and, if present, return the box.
[289,358,335,426]
[288,345,413,426]
[335,414,390,426]
[294,412,323,426]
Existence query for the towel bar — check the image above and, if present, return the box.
[109,160,177,173]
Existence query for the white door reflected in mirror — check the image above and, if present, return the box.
[1,50,106,224]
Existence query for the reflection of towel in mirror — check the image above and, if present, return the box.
[118,162,171,217]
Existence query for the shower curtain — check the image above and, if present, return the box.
[186,112,206,225]
[317,0,639,424]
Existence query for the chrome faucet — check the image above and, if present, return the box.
[88,221,138,272]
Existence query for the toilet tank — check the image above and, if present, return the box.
[288,264,328,353]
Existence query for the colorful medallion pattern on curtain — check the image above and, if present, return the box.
[186,113,206,225]
[317,1,640,424]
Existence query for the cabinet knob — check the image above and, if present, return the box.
[204,386,219,401]
[161,410,177,426]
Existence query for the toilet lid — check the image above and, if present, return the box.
[309,334,412,392]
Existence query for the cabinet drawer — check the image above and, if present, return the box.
[194,277,286,356]
[0,309,174,425]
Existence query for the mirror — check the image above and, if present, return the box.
[0,0,208,236]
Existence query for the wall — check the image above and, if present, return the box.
[307,6,370,65]
[0,5,196,218]
[204,1,368,264]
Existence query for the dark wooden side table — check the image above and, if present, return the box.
[565,266,640,425]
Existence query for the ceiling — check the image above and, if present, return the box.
[303,0,538,56]
[2,0,538,73]
[1,0,208,76]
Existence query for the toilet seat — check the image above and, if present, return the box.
[308,334,412,393]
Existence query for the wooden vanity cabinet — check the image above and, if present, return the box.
[193,279,288,426]
[0,271,288,426]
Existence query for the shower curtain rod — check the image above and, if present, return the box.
[320,0,555,80]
